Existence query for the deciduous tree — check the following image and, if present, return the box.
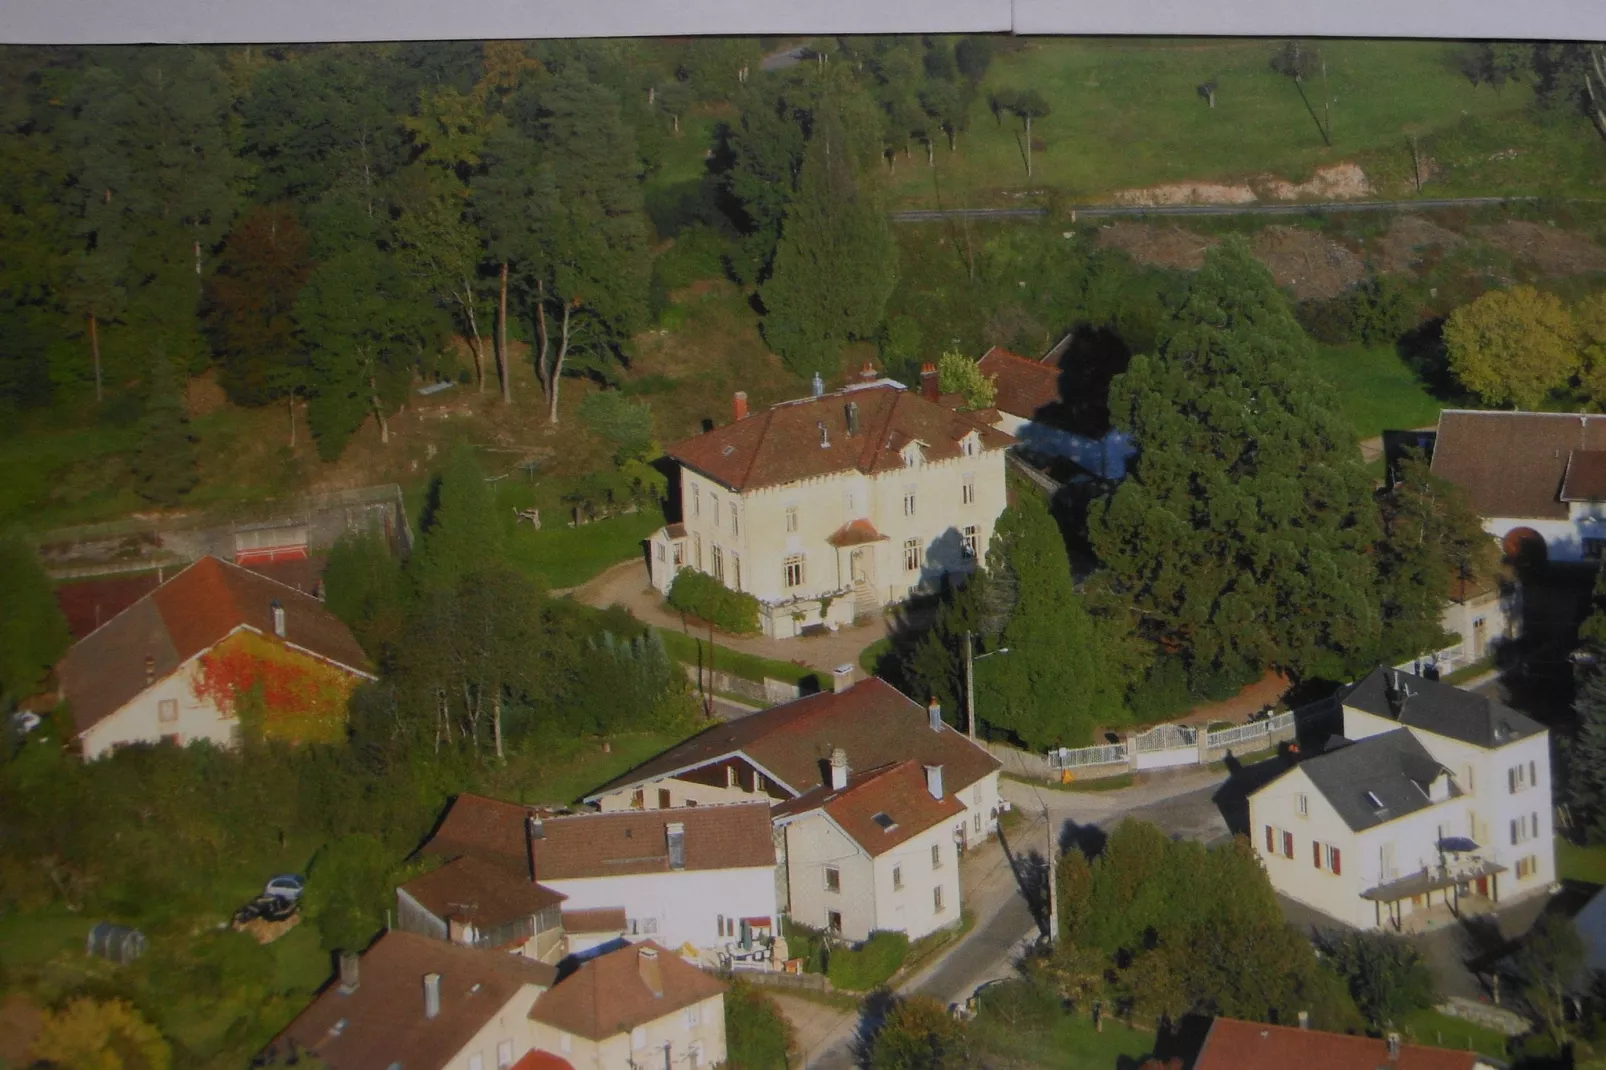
[32,997,170,1070]
[1444,285,1578,409]
[936,350,996,408]
[869,995,969,1070]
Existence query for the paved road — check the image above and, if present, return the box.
[890,195,1536,223]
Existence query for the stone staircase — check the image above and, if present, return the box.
[852,581,880,621]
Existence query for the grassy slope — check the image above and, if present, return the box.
[1557,837,1606,886]
[1400,1007,1511,1061]
[1307,343,1446,441]
[884,39,1538,206]
[969,1004,1154,1068]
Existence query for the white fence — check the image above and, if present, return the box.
[1049,743,1126,771]
[1037,708,1305,780]
[1205,712,1294,751]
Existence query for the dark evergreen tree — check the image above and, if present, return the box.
[0,534,72,704]
[204,204,315,411]
[1570,654,1606,842]
[760,114,898,380]
[409,444,507,597]
[1088,239,1381,681]
[129,353,199,506]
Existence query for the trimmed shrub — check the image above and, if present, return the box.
[827,930,911,991]
[725,979,796,1069]
[666,569,762,635]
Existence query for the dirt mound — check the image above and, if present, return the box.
[1376,216,1464,275]
[1093,222,1220,271]
[1249,226,1366,301]
[184,369,229,417]
[1473,220,1606,276]
[1113,163,1372,207]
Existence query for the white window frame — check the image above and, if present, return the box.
[632,1026,647,1050]
[962,477,976,506]
[824,865,841,893]
[785,505,798,533]
[934,885,945,913]
[904,538,922,573]
[158,698,179,723]
[903,486,917,517]
[684,1004,701,1029]
[730,502,739,536]
[497,1040,515,1069]
[711,545,724,583]
[892,865,903,891]
[784,554,805,589]
[1296,793,1308,817]
[931,844,942,870]
[692,485,700,518]
[962,525,978,559]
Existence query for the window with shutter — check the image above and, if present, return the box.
[1530,760,1537,786]
[1531,813,1539,838]
[1330,847,1341,875]
[1265,826,1275,853]
[1511,819,1519,845]
[1283,831,1294,858]
[1313,841,1322,868]
[1509,767,1517,793]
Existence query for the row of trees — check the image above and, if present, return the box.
[893,241,1492,749]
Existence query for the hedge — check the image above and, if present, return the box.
[826,930,910,991]
[666,568,762,636]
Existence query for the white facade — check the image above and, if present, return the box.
[528,992,727,1070]
[1345,707,1556,905]
[1480,515,1595,564]
[778,810,962,944]
[79,657,237,761]
[648,417,1009,640]
[536,867,778,957]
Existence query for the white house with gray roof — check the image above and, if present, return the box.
[1249,668,1553,930]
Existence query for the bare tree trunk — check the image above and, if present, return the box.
[1321,56,1332,142]
[548,302,572,425]
[89,313,102,402]
[498,261,511,404]
[493,692,504,759]
[927,140,934,166]
[1586,50,1606,142]
[1025,115,1033,178]
[288,392,296,447]
[673,113,680,133]
[534,279,551,399]
[369,374,389,444]
[462,277,485,393]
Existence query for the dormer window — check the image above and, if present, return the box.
[960,432,979,457]
[901,441,924,467]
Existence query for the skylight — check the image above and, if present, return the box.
[1365,791,1385,810]
[872,812,897,831]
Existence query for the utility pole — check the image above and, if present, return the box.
[964,631,977,741]
[1044,806,1058,946]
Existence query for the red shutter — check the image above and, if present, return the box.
[1266,825,1275,853]
[1331,847,1341,875]
[1313,841,1323,868]
[1283,831,1294,858]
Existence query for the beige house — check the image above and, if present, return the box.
[773,755,965,942]
[527,941,727,1070]
[56,555,372,759]
[1250,669,1554,931]
[646,366,1013,639]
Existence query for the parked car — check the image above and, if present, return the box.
[234,895,298,926]
[264,874,306,902]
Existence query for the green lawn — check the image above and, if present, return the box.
[884,39,1535,206]
[502,507,665,590]
[656,627,820,687]
[1308,343,1445,441]
[1400,1007,1511,1061]
[969,982,1155,1069]
[1557,838,1606,887]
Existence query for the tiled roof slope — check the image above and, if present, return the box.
[1344,668,1544,749]
[271,930,555,1070]
[584,678,1001,802]
[1563,450,1606,502]
[1295,728,1455,833]
[400,855,566,930]
[976,346,1060,420]
[1431,409,1606,521]
[424,796,776,879]
[666,382,1013,492]
[772,760,964,856]
[1193,1017,1479,1070]
[57,555,372,736]
[528,941,724,1041]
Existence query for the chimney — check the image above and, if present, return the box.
[733,391,748,422]
[920,362,939,402]
[526,813,544,882]
[830,747,849,791]
[1296,1010,1308,1030]
[144,654,155,686]
[859,361,877,383]
[928,697,944,733]
[338,951,360,994]
[270,599,286,639]
[924,763,944,801]
[666,822,686,870]
[818,421,830,449]
[638,946,664,998]
[1385,1032,1401,1060]
[423,973,442,1019]
[832,664,856,692]
[812,372,825,397]
[447,916,472,945]
[845,401,860,436]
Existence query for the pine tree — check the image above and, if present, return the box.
[409,444,507,596]
[1571,657,1606,842]
[760,113,898,381]
[976,490,1131,748]
[1088,239,1380,681]
[129,353,199,506]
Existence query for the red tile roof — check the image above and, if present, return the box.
[271,930,555,1070]
[772,760,964,856]
[562,907,628,935]
[826,519,889,548]
[57,555,372,736]
[511,1052,575,1070]
[976,346,1060,420]
[1432,410,1606,521]
[424,797,776,880]
[666,383,1012,493]
[586,678,1001,804]
[528,941,725,1041]
[399,855,566,930]
[1562,449,1606,502]
[1193,1018,1480,1070]
[54,574,162,640]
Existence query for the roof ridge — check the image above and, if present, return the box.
[74,556,207,644]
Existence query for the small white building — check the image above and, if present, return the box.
[646,365,1013,639]
[422,794,779,961]
[772,754,965,943]
[1250,668,1554,931]
[1431,409,1606,563]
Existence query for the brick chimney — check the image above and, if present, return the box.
[270,599,286,639]
[526,813,544,882]
[920,363,939,402]
[733,391,748,421]
[338,950,360,994]
[830,747,849,791]
[638,946,664,998]
[859,361,877,383]
[423,972,442,1019]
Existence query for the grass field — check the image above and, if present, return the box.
[1557,838,1606,887]
[500,506,665,590]
[1400,1007,1511,1061]
[969,983,1156,1068]
[883,39,1540,207]
[1307,342,1447,441]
